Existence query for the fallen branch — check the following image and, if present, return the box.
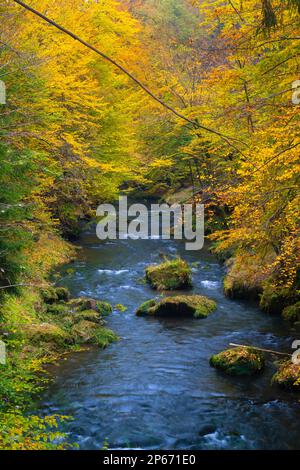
[0,283,49,290]
[229,343,291,357]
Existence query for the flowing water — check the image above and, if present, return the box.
[39,223,300,450]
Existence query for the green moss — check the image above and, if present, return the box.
[70,320,117,346]
[73,309,103,324]
[210,347,265,376]
[145,258,192,290]
[282,302,300,323]
[259,285,298,315]
[272,361,300,391]
[55,287,70,302]
[223,274,261,300]
[23,323,70,348]
[46,303,70,315]
[40,286,70,304]
[40,287,59,304]
[96,301,112,316]
[93,327,118,348]
[136,295,216,318]
[136,299,157,316]
[114,303,127,312]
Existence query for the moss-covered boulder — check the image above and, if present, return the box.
[223,275,261,300]
[259,285,298,315]
[68,297,112,315]
[136,295,216,318]
[23,323,70,347]
[40,286,70,304]
[223,256,262,300]
[282,302,300,324]
[71,320,117,347]
[210,347,265,376]
[145,258,192,290]
[272,361,300,391]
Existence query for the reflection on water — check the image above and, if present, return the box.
[38,229,300,449]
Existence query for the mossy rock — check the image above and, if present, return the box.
[46,303,70,315]
[40,287,59,304]
[40,286,70,304]
[71,320,99,343]
[68,297,112,315]
[282,302,300,323]
[73,309,104,325]
[210,347,265,376]
[223,274,261,300]
[55,287,70,302]
[145,258,192,290]
[23,323,70,347]
[272,361,300,391]
[259,285,298,315]
[96,301,112,316]
[136,295,216,318]
[71,320,117,347]
[93,327,118,348]
[136,299,157,316]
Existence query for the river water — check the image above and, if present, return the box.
[39,225,300,450]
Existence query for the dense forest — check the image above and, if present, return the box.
[0,0,299,450]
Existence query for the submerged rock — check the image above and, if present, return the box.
[136,295,216,318]
[272,361,300,391]
[145,258,192,290]
[210,347,265,376]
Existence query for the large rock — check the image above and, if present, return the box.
[136,295,216,318]
[272,361,300,391]
[210,347,265,376]
[145,258,192,290]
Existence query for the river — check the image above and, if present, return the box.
[38,224,300,450]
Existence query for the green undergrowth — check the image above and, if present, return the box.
[0,287,117,449]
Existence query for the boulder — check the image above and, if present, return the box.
[136,295,216,318]
[71,320,117,347]
[210,347,265,376]
[68,297,112,315]
[145,258,192,290]
[272,361,300,391]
